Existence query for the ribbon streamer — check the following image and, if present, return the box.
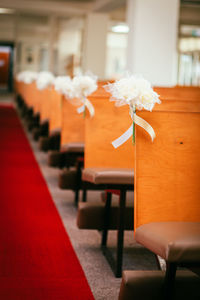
[133,113,155,142]
[77,105,85,114]
[112,125,133,149]
[77,98,95,117]
[112,113,156,149]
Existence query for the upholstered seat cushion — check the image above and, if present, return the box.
[32,127,41,141]
[101,191,134,204]
[50,128,61,136]
[38,136,51,151]
[77,198,134,230]
[82,168,134,185]
[39,128,60,152]
[32,119,49,141]
[48,142,84,167]
[48,150,63,167]
[118,270,200,300]
[135,222,200,263]
[61,142,84,153]
[58,167,77,189]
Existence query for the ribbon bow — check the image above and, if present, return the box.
[77,96,95,117]
[112,106,156,148]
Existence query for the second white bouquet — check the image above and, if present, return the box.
[36,71,55,90]
[104,74,161,147]
[54,76,74,99]
[72,73,98,117]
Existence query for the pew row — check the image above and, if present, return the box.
[119,94,200,299]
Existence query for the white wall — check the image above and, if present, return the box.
[57,18,83,76]
[106,32,128,79]
[126,0,180,86]
[82,13,109,79]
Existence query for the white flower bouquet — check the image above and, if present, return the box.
[36,71,55,90]
[72,73,98,117]
[104,74,161,147]
[17,71,38,84]
[54,76,75,99]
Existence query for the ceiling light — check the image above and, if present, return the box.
[0,8,15,14]
[111,24,129,34]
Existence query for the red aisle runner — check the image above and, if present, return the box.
[0,105,94,300]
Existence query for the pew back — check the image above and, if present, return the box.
[60,96,85,146]
[84,88,134,168]
[38,87,52,122]
[154,86,200,101]
[49,90,62,132]
[134,96,200,229]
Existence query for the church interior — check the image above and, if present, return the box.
[0,0,200,299]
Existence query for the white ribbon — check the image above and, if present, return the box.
[77,105,85,114]
[112,113,156,148]
[112,125,133,149]
[77,98,95,117]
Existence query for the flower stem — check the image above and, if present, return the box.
[83,105,86,118]
[132,121,135,144]
[132,107,136,144]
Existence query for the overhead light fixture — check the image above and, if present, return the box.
[0,8,15,14]
[111,24,129,34]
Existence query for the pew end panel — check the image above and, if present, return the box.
[49,90,62,133]
[84,94,134,169]
[134,97,200,229]
[60,96,85,146]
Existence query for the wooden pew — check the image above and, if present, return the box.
[56,95,85,192]
[134,95,200,229]
[85,86,134,168]
[119,93,200,299]
[60,95,85,147]
[77,86,134,277]
[49,90,62,134]
[154,86,200,101]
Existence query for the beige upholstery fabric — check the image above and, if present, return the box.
[82,168,134,185]
[135,222,200,263]
[77,200,134,230]
[118,270,200,300]
[58,168,77,189]
[61,142,84,153]
[50,128,61,136]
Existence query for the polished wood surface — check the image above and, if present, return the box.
[134,97,200,229]
[154,86,200,101]
[84,91,134,168]
[39,87,52,122]
[49,90,62,132]
[60,96,85,145]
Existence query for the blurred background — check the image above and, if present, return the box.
[0,0,200,92]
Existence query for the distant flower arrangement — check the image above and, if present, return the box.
[36,72,55,90]
[73,74,97,99]
[72,73,98,117]
[17,71,38,84]
[104,74,161,148]
[54,76,74,99]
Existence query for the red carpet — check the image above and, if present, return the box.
[0,105,94,300]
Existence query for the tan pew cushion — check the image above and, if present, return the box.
[135,222,200,263]
[82,168,134,185]
[119,270,200,300]
[77,196,134,230]
[58,167,77,190]
[50,128,61,136]
[61,142,84,153]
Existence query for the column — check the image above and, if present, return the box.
[126,0,180,86]
[82,13,109,79]
[48,16,58,72]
